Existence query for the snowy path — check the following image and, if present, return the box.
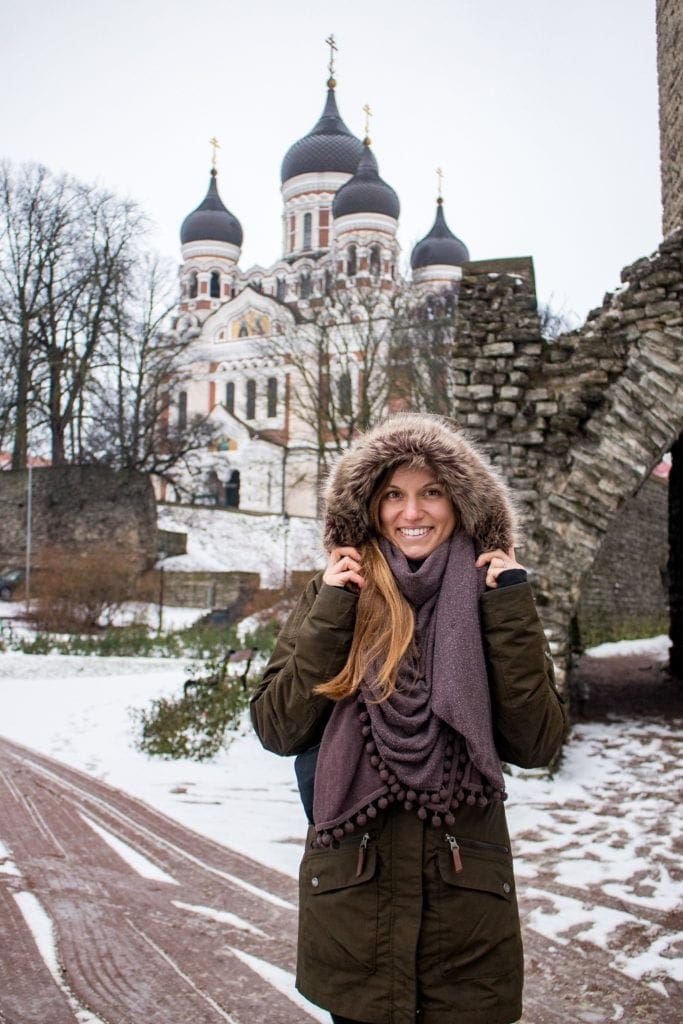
[0,643,681,1022]
[0,736,325,1024]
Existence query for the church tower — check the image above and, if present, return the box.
[331,112,401,289]
[411,188,469,292]
[279,36,363,264]
[179,144,243,320]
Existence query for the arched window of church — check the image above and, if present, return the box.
[347,245,357,277]
[324,269,333,296]
[276,276,286,302]
[225,381,235,414]
[337,371,352,418]
[425,295,436,321]
[445,292,455,316]
[188,271,198,299]
[251,278,262,293]
[303,212,312,251]
[225,469,240,509]
[300,271,312,299]
[246,379,256,420]
[210,271,220,298]
[369,245,381,278]
[267,377,278,418]
[178,391,188,429]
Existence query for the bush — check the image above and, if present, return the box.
[31,546,147,632]
[133,652,254,760]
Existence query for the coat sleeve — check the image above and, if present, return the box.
[250,573,359,756]
[480,582,568,768]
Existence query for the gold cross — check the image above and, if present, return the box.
[436,166,444,197]
[325,33,337,77]
[209,137,220,170]
[363,103,372,139]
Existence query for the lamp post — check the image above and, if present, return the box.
[24,463,32,613]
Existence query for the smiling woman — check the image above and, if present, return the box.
[251,412,566,1024]
[376,466,456,559]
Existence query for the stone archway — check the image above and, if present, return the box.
[449,230,683,686]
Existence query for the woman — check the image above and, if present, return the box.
[250,414,566,1024]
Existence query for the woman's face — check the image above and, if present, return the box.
[377,465,456,559]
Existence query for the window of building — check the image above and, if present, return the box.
[369,245,381,278]
[225,469,240,509]
[246,379,256,419]
[300,271,312,299]
[251,277,262,293]
[303,212,312,250]
[178,390,188,429]
[289,213,296,253]
[347,244,357,277]
[225,381,235,414]
[337,371,352,418]
[319,208,330,248]
[188,271,198,299]
[276,276,286,302]
[210,271,220,298]
[267,377,278,418]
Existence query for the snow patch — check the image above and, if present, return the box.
[79,813,178,885]
[173,900,268,937]
[226,946,328,1022]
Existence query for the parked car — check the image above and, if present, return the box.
[0,568,26,601]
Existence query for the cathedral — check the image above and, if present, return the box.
[166,50,471,517]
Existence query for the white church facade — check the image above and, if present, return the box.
[163,55,471,517]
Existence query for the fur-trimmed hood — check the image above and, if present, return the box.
[323,413,517,553]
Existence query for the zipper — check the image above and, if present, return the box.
[356,832,371,877]
[444,834,509,872]
[444,834,463,873]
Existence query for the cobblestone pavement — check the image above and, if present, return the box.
[0,653,680,1023]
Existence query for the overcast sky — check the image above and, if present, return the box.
[3,0,662,323]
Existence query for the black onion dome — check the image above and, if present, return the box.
[410,199,469,269]
[280,84,364,183]
[332,141,400,220]
[180,170,243,246]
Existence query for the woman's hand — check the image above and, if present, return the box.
[323,547,365,590]
[475,547,525,589]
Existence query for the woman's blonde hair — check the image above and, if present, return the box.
[314,459,454,703]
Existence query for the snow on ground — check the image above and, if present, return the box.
[0,634,680,995]
[157,505,325,588]
[585,634,671,660]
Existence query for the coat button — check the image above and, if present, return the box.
[311,876,320,887]
[503,882,511,894]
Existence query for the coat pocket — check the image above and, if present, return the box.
[434,845,522,982]
[298,836,379,975]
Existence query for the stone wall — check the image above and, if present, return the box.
[0,466,158,570]
[657,0,683,235]
[148,569,260,609]
[453,231,683,682]
[575,475,669,647]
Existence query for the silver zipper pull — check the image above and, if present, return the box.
[445,833,463,873]
[356,832,370,877]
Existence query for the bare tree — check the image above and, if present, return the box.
[272,285,396,477]
[83,253,213,483]
[389,286,459,415]
[0,161,148,466]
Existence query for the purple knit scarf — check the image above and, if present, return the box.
[313,531,506,845]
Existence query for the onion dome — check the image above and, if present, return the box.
[281,80,364,183]
[410,198,469,269]
[332,140,400,220]
[180,169,243,246]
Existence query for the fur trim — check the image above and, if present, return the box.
[323,413,517,553]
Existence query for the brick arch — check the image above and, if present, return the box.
[450,231,683,685]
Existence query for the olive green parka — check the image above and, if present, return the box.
[250,415,567,1024]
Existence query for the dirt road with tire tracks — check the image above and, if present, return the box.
[0,727,680,1023]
